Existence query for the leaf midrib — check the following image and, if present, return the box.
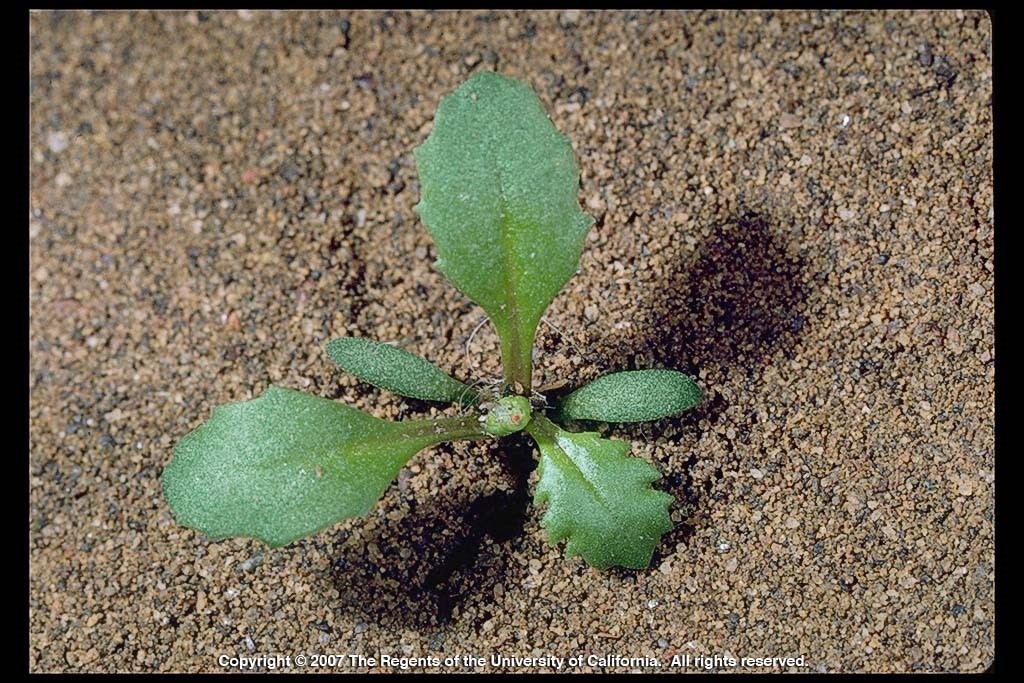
[494,144,525,389]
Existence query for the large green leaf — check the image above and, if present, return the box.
[527,415,673,569]
[557,369,702,423]
[162,386,486,547]
[414,72,593,391]
[326,337,478,405]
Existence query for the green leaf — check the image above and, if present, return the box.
[414,72,594,391]
[558,369,701,423]
[527,415,673,569]
[326,336,478,405]
[162,386,486,547]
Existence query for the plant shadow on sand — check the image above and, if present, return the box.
[328,211,806,625]
[329,434,535,629]
[584,210,808,561]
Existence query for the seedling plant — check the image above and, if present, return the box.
[163,72,701,569]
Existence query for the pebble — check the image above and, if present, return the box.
[779,113,803,129]
[237,553,263,572]
[46,131,69,154]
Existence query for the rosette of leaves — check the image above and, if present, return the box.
[162,72,701,569]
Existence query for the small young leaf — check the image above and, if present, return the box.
[414,72,594,391]
[326,337,478,405]
[527,415,673,569]
[162,386,486,547]
[480,394,532,437]
[557,369,701,423]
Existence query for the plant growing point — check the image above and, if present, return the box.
[480,395,533,438]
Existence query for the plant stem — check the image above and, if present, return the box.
[400,413,491,444]
[524,412,556,441]
[500,332,532,394]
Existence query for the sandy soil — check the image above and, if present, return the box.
[29,10,993,672]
